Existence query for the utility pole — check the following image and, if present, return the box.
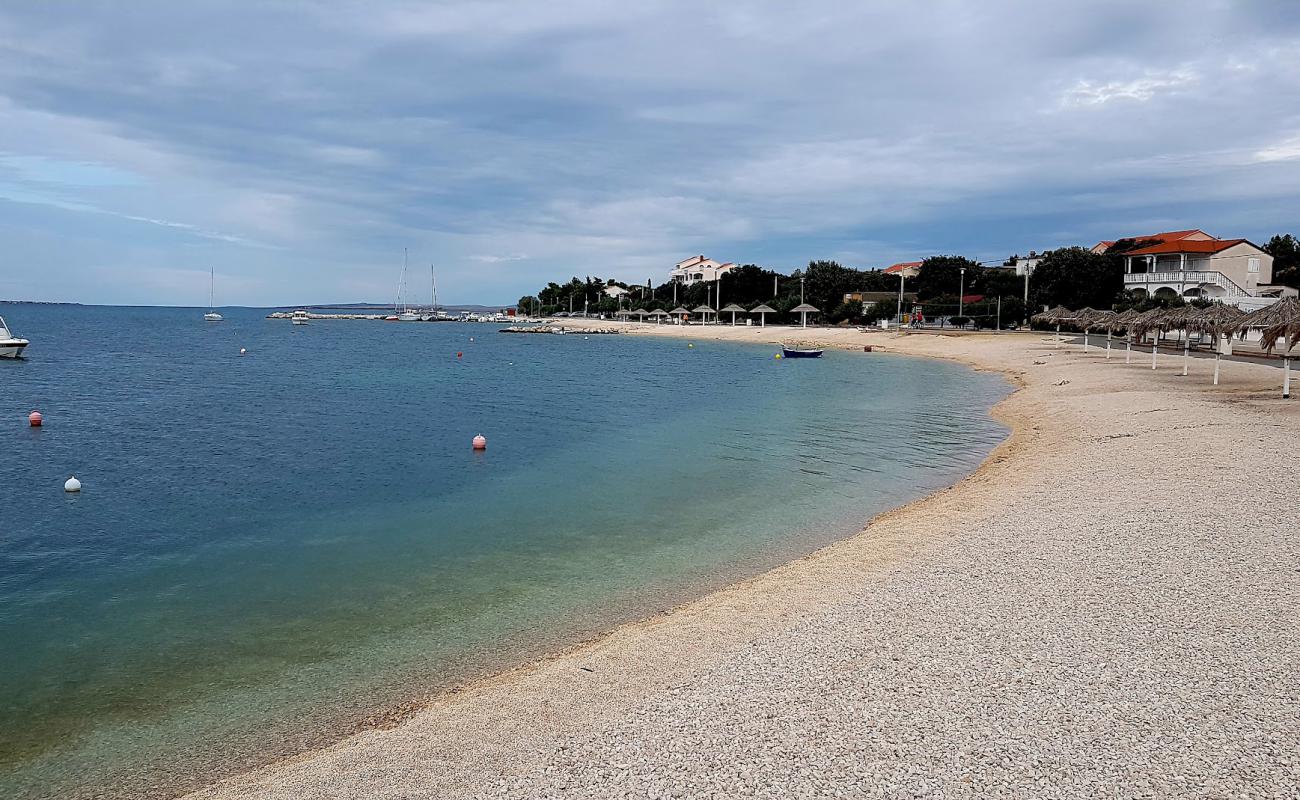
[895,273,905,328]
[996,296,1002,332]
[773,274,778,298]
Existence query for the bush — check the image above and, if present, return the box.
[949,315,971,329]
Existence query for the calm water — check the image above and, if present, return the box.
[0,304,1008,798]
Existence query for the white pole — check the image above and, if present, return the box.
[1106,329,1112,359]
[1182,336,1190,376]
[1213,335,1221,384]
[1126,338,1132,364]
[1285,357,1292,399]
[1083,329,1089,352]
[1056,323,1061,348]
[1151,337,1158,370]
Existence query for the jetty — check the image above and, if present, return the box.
[499,325,621,335]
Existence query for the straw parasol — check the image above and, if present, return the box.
[1245,298,1300,398]
[1187,303,1245,385]
[1235,296,1300,335]
[692,304,715,324]
[648,308,669,325]
[1073,307,1102,351]
[791,302,819,329]
[1083,310,1119,359]
[1126,308,1171,370]
[1031,305,1074,347]
[720,303,747,326]
[1157,306,1199,375]
[1111,308,1141,362]
[669,305,690,323]
[750,303,776,328]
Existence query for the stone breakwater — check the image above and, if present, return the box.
[187,329,1300,800]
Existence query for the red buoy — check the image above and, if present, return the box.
[472,434,487,450]
[457,352,463,358]
[28,410,42,427]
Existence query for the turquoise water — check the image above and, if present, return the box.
[0,305,1008,798]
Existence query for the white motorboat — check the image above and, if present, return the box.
[0,315,29,358]
[204,266,223,322]
[291,310,311,325]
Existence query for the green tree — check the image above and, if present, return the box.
[1265,234,1300,289]
[1028,247,1124,311]
[913,256,984,301]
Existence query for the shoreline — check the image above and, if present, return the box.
[185,323,1299,799]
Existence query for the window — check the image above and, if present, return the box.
[1249,257,1260,273]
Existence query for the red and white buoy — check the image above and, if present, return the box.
[472,434,487,451]
[28,410,42,427]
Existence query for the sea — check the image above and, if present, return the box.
[0,304,1009,798]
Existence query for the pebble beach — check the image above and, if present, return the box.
[186,324,1300,799]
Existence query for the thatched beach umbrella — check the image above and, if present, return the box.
[1157,306,1199,376]
[1111,309,1141,363]
[1188,303,1245,386]
[670,305,690,323]
[1261,318,1300,398]
[1084,310,1119,358]
[1073,307,1102,351]
[648,308,669,325]
[1126,308,1170,370]
[720,303,747,326]
[1246,298,1300,398]
[1032,305,1075,347]
[693,304,715,325]
[750,303,776,328]
[791,302,819,329]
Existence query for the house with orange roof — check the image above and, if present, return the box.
[1092,230,1293,306]
[882,261,923,279]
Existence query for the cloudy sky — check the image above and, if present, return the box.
[2,1,1299,306]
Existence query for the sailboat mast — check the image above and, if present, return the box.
[431,264,438,310]
[209,266,215,310]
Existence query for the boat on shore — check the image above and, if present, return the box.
[781,346,824,358]
[0,315,29,358]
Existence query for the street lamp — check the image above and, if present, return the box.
[958,267,966,321]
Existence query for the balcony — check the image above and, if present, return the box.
[1124,270,1249,299]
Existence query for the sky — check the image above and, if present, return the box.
[2,1,1299,307]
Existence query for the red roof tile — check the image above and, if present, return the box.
[1121,238,1249,256]
[883,261,922,273]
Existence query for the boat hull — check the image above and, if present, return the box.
[781,347,823,358]
[0,340,29,358]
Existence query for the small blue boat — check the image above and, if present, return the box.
[781,346,823,358]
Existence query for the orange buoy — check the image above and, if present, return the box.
[472,434,487,450]
[28,410,42,427]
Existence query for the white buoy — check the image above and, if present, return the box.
[240,347,247,356]
[64,476,81,493]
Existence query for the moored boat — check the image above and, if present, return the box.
[0,315,29,358]
[781,346,823,358]
[291,310,311,325]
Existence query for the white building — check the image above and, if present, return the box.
[1006,251,1044,277]
[1094,229,1294,309]
[603,285,630,299]
[670,255,738,286]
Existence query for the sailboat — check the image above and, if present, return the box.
[203,267,223,321]
[395,249,419,321]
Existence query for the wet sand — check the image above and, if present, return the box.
[185,324,1300,798]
